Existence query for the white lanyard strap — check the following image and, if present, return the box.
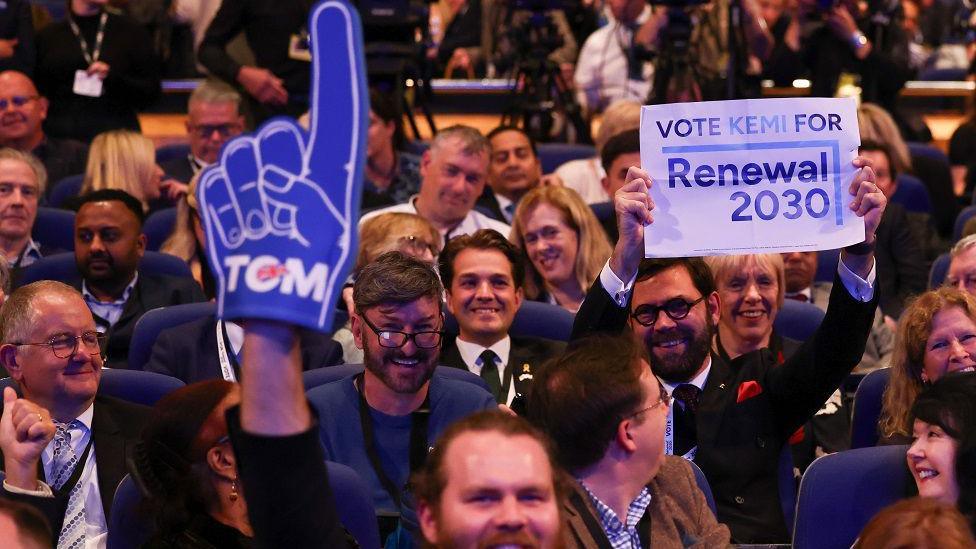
[215,320,238,382]
[67,11,108,66]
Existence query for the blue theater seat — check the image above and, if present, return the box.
[792,445,909,549]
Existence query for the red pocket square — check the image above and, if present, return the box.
[737,380,763,403]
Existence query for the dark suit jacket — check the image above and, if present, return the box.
[475,187,508,223]
[564,456,731,548]
[874,203,928,319]
[160,155,196,185]
[570,274,877,543]
[439,335,565,400]
[0,396,150,534]
[144,315,344,383]
[70,273,207,369]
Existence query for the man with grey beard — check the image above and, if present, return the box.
[571,161,885,544]
[306,251,495,543]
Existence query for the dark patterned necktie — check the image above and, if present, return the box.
[671,384,702,456]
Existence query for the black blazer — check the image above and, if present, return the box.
[874,203,928,319]
[70,273,207,369]
[160,156,196,185]
[144,315,344,383]
[439,335,564,400]
[0,395,150,534]
[570,273,877,544]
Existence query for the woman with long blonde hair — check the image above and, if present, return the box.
[510,186,612,312]
[160,173,213,298]
[82,130,179,212]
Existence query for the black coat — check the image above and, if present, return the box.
[439,335,565,401]
[570,273,877,543]
[70,273,207,369]
[144,315,344,383]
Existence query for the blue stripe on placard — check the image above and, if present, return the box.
[660,140,844,225]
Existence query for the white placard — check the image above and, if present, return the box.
[639,97,864,257]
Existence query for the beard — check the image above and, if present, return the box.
[646,319,715,384]
[362,334,438,394]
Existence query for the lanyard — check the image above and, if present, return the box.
[67,11,108,66]
[215,320,238,383]
[664,391,697,461]
[356,372,431,511]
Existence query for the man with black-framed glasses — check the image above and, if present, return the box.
[160,81,245,186]
[0,71,89,193]
[529,333,731,547]
[307,251,495,545]
[0,280,149,548]
[571,160,886,544]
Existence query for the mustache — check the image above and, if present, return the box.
[477,530,541,549]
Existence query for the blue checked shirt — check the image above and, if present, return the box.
[579,480,653,549]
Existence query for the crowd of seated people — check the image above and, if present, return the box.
[4,0,976,546]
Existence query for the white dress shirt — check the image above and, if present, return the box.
[454,336,517,405]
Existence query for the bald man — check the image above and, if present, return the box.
[0,71,88,192]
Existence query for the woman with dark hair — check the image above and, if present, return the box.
[362,88,421,211]
[907,371,976,531]
[132,380,251,547]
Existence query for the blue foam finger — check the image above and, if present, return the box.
[196,0,367,333]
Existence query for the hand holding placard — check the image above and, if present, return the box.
[197,0,367,331]
[639,98,864,257]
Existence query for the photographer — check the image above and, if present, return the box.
[802,0,913,121]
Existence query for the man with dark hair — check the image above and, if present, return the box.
[0,498,53,549]
[572,162,885,543]
[601,129,641,199]
[437,229,564,405]
[479,126,543,223]
[529,333,731,547]
[411,410,565,548]
[0,71,88,191]
[857,140,929,319]
[307,251,495,536]
[0,280,149,547]
[596,128,642,243]
[71,190,205,368]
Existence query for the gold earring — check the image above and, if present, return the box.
[229,479,239,502]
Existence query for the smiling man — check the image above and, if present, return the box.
[360,125,510,239]
[438,229,564,405]
[572,161,885,543]
[0,71,88,192]
[412,410,566,549]
[307,252,495,540]
[0,280,149,547]
[0,149,53,270]
[70,190,205,368]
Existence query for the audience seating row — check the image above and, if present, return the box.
[0,361,898,549]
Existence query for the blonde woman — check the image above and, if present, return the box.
[510,185,611,313]
[879,287,976,444]
[82,130,178,212]
[160,173,212,298]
